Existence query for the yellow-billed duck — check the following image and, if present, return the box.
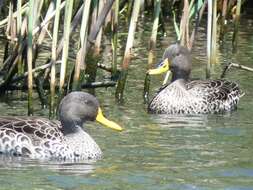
[147,44,243,114]
[0,92,122,160]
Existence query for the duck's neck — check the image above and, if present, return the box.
[60,120,100,153]
[171,71,190,83]
[61,119,83,135]
[64,125,102,159]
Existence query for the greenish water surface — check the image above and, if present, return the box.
[0,12,253,190]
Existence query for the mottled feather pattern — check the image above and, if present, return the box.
[148,79,241,114]
[0,117,102,160]
[0,117,62,141]
[0,128,33,156]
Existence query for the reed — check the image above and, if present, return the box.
[219,0,228,41]
[189,0,207,50]
[85,0,99,95]
[111,0,119,76]
[179,0,189,47]
[27,0,36,115]
[6,1,14,43]
[49,0,61,118]
[36,2,54,45]
[206,0,212,79]
[210,0,217,65]
[94,0,103,55]
[173,0,206,50]
[87,0,115,49]
[16,1,25,77]
[31,2,55,108]
[90,0,98,38]
[59,0,74,97]
[0,2,28,27]
[144,0,161,104]
[126,0,133,21]
[147,0,161,68]
[232,0,242,50]
[115,0,141,102]
[84,0,116,94]
[72,0,91,91]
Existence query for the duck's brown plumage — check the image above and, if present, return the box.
[0,116,62,142]
[148,44,243,114]
[0,92,122,160]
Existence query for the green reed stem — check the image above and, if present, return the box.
[72,0,91,91]
[86,0,114,50]
[59,0,74,96]
[17,0,22,35]
[144,0,161,104]
[206,0,212,79]
[50,0,61,118]
[37,2,54,45]
[94,0,103,55]
[115,0,141,102]
[147,0,161,68]
[0,2,28,27]
[219,0,228,41]
[90,0,98,35]
[27,0,35,115]
[232,0,242,50]
[210,0,217,65]
[85,0,102,94]
[189,0,207,50]
[111,0,119,75]
[80,0,91,47]
[17,0,23,75]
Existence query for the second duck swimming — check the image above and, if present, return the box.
[147,44,243,114]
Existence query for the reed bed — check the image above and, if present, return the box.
[0,0,247,116]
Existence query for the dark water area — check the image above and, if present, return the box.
[0,9,253,190]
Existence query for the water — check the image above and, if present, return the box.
[0,11,253,190]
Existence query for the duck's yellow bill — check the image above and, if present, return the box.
[147,58,170,75]
[96,108,123,131]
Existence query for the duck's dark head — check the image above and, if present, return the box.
[148,44,192,82]
[59,92,123,135]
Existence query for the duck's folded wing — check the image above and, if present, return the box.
[0,117,63,142]
[187,79,242,111]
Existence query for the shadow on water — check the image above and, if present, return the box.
[0,155,96,174]
[150,114,209,128]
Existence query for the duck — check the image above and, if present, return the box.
[0,91,122,160]
[147,43,243,114]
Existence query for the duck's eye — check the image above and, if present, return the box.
[156,60,164,67]
[84,100,93,106]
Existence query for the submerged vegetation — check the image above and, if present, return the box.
[0,0,251,117]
